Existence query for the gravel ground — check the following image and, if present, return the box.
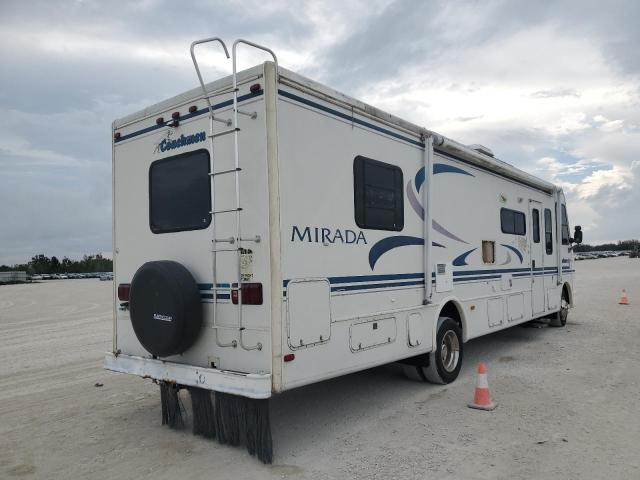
[1,257,639,479]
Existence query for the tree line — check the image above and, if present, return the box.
[573,239,640,253]
[0,254,113,274]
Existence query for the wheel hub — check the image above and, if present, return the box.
[441,330,460,373]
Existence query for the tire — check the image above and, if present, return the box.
[403,317,463,384]
[550,289,569,327]
[129,260,203,357]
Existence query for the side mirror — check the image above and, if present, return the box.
[572,225,582,244]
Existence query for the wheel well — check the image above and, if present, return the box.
[563,282,573,306]
[439,301,463,330]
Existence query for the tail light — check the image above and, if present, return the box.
[118,283,130,302]
[231,283,263,305]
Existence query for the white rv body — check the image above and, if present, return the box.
[106,61,575,397]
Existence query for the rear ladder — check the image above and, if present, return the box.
[190,37,278,351]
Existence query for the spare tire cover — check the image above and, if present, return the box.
[129,260,202,357]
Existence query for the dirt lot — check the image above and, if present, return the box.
[1,257,639,479]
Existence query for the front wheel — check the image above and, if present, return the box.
[402,317,463,384]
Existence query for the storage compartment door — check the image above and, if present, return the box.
[349,317,397,352]
[487,297,504,327]
[287,279,331,349]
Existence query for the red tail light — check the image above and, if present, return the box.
[231,283,263,305]
[283,353,295,362]
[118,283,130,302]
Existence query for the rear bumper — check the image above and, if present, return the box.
[104,352,272,399]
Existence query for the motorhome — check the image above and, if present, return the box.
[105,38,582,463]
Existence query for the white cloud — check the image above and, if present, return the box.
[1,0,640,263]
[598,119,624,132]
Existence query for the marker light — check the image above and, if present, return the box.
[156,117,164,125]
[171,111,180,119]
[231,283,263,305]
[188,105,197,113]
[118,283,130,302]
[250,83,261,93]
[114,132,121,140]
[283,354,295,362]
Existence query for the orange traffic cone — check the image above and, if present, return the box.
[619,289,630,305]
[468,362,497,411]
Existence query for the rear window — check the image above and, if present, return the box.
[149,149,211,234]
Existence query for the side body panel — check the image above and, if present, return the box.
[275,82,574,391]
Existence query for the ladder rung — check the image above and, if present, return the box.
[210,168,241,177]
[212,248,239,252]
[215,237,235,244]
[212,286,240,291]
[210,207,242,215]
[209,127,239,138]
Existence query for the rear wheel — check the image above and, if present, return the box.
[402,317,463,384]
[550,289,569,327]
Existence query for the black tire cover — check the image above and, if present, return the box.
[129,261,202,357]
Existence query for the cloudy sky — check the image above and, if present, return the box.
[1,0,639,265]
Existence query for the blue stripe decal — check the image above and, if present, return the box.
[500,244,523,264]
[282,266,567,292]
[454,267,529,276]
[278,89,424,148]
[433,163,475,177]
[198,283,230,290]
[415,163,475,192]
[282,269,567,296]
[452,248,477,266]
[368,236,424,269]
[332,280,424,293]
[454,275,501,282]
[415,168,425,192]
[283,272,425,288]
[114,90,264,143]
[200,293,230,300]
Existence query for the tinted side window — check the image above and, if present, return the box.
[354,156,404,231]
[532,209,540,243]
[149,149,211,234]
[544,208,553,254]
[561,204,570,245]
[500,208,526,235]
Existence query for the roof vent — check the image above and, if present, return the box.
[468,144,494,157]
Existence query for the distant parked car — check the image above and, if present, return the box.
[99,273,113,281]
[31,274,43,280]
